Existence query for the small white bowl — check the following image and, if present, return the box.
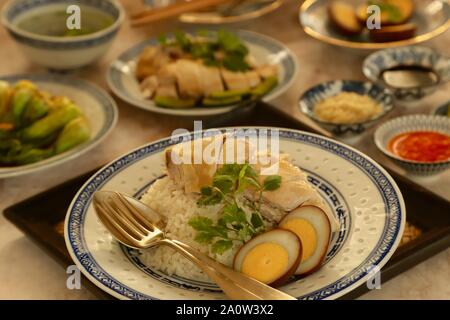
[1,0,124,70]
[374,115,450,175]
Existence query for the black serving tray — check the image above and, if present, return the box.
[4,103,450,300]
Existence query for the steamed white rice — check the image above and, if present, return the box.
[139,177,238,282]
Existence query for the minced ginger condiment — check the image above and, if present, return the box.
[314,92,383,124]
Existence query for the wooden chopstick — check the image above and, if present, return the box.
[131,0,232,26]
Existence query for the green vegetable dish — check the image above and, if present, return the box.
[136,30,279,109]
[0,80,91,166]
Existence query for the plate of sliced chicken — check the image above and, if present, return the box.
[107,30,298,116]
[65,127,406,300]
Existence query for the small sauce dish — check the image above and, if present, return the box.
[299,80,394,135]
[374,115,450,175]
[363,46,450,101]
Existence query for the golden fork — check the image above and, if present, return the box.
[93,190,296,300]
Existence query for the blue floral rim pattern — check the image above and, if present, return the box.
[66,128,405,300]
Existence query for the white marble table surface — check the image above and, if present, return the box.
[0,0,448,299]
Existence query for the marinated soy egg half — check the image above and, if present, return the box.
[233,229,302,287]
[279,205,331,275]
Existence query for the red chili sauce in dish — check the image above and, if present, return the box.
[388,131,450,162]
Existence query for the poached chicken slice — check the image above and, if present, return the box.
[197,64,224,96]
[248,156,340,232]
[136,46,173,81]
[257,64,278,79]
[245,70,262,88]
[172,59,203,98]
[164,137,340,232]
[154,64,179,99]
[140,76,159,99]
[221,69,251,91]
[165,135,225,194]
[167,59,224,98]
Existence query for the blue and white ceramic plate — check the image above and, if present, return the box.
[363,46,450,100]
[299,80,394,135]
[106,30,298,116]
[65,128,405,300]
[0,74,118,178]
[374,115,450,175]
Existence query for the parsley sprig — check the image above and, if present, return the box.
[188,164,281,254]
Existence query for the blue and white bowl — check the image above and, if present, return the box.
[374,115,450,175]
[363,46,450,101]
[1,0,124,70]
[299,80,394,135]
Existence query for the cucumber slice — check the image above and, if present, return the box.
[252,76,278,97]
[209,89,251,100]
[154,96,196,109]
[203,95,242,106]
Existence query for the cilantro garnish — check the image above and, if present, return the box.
[157,30,251,72]
[188,163,281,254]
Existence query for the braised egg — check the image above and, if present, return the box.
[279,205,331,275]
[233,229,302,287]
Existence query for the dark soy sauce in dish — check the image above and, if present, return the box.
[380,65,440,89]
